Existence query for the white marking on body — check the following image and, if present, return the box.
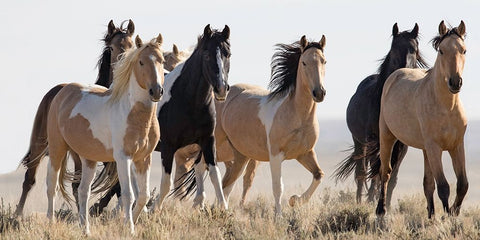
[258,95,287,152]
[157,62,184,115]
[216,47,225,82]
[406,52,416,68]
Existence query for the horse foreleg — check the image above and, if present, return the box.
[425,142,449,214]
[154,146,174,211]
[78,159,96,236]
[202,136,227,209]
[193,155,207,208]
[290,150,324,207]
[115,154,135,234]
[132,155,151,224]
[422,150,435,219]
[241,160,259,206]
[269,152,284,216]
[448,141,468,216]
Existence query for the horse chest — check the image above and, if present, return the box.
[123,103,159,159]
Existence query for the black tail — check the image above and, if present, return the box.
[332,146,360,183]
[90,162,119,197]
[366,141,381,179]
[169,152,203,200]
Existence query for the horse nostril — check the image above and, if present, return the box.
[160,88,164,95]
[312,90,317,98]
[226,84,230,91]
[459,78,463,87]
[149,89,154,96]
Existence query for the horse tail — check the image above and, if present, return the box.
[18,84,66,170]
[368,140,406,179]
[170,152,203,200]
[332,146,358,183]
[90,162,119,197]
[58,152,75,205]
[366,140,381,179]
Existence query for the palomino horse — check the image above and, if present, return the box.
[179,36,327,215]
[333,23,428,205]
[154,24,231,211]
[376,21,467,218]
[47,35,164,235]
[15,19,135,217]
[163,44,191,71]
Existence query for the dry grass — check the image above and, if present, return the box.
[1,190,480,240]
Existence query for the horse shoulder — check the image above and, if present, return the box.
[123,102,159,158]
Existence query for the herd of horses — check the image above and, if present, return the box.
[12,19,468,234]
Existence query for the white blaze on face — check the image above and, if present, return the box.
[216,47,225,83]
[406,52,416,68]
[150,54,159,84]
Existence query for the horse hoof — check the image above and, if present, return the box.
[289,195,301,207]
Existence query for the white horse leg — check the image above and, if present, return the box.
[115,155,134,234]
[155,165,172,211]
[132,156,151,224]
[193,160,207,208]
[78,159,97,235]
[290,150,324,206]
[208,164,228,209]
[269,153,284,216]
[46,160,59,221]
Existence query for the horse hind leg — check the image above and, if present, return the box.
[45,139,68,221]
[448,141,468,216]
[352,138,366,204]
[422,150,435,218]
[385,141,408,209]
[289,150,324,207]
[77,158,97,236]
[16,147,46,216]
[240,160,259,206]
[70,151,81,212]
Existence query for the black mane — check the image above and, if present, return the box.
[432,27,464,51]
[268,41,322,100]
[95,21,131,88]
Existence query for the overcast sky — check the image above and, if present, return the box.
[0,0,478,173]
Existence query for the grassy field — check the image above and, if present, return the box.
[1,189,480,240]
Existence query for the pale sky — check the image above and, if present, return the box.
[1,0,479,173]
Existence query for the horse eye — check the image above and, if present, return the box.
[463,50,467,54]
[439,50,443,55]
[139,60,144,66]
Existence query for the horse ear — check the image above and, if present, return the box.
[156,33,163,46]
[135,35,143,48]
[127,19,135,36]
[173,44,179,55]
[108,20,115,35]
[222,25,230,39]
[392,23,399,36]
[457,20,466,37]
[411,23,419,38]
[204,24,213,37]
[319,35,326,50]
[439,20,447,36]
[300,35,308,51]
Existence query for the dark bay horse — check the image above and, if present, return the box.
[154,24,231,210]
[376,21,467,219]
[15,20,135,217]
[333,23,427,206]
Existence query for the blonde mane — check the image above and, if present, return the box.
[109,40,161,103]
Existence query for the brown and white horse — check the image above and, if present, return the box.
[376,21,468,219]
[46,35,164,235]
[183,36,327,215]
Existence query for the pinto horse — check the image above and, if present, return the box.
[47,35,164,235]
[154,24,231,211]
[15,19,135,217]
[333,23,427,206]
[376,21,468,219]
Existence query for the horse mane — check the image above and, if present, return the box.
[268,41,322,100]
[96,21,131,87]
[109,40,160,103]
[431,27,464,51]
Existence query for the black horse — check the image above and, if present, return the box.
[333,23,428,207]
[154,24,231,210]
[15,19,134,217]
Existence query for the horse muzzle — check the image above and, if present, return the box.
[312,87,326,103]
[448,77,462,94]
[149,84,164,102]
[214,82,230,102]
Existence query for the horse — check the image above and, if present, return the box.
[375,21,467,219]
[15,19,135,217]
[163,44,191,71]
[332,23,428,206]
[178,35,327,215]
[46,34,164,235]
[153,24,231,211]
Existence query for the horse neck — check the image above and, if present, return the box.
[430,60,460,109]
[287,70,317,121]
[375,53,400,96]
[177,54,214,107]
